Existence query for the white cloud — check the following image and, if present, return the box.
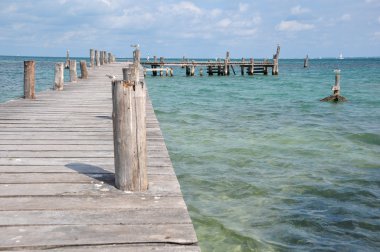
[291,5,310,15]
[276,20,314,32]
[217,18,232,28]
[340,14,351,21]
[239,3,249,12]
[100,0,111,7]
[210,8,222,17]
[169,1,202,15]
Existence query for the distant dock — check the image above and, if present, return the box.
[141,45,280,77]
[0,57,199,251]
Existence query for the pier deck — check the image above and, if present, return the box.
[0,63,199,251]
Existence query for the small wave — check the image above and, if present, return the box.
[348,133,380,146]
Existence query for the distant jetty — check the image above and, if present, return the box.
[141,45,280,77]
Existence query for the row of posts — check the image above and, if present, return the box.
[23,49,116,98]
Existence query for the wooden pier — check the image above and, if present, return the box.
[0,61,199,251]
[141,46,280,77]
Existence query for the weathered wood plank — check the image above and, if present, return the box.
[0,224,197,249]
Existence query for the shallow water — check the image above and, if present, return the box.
[146,58,380,251]
[1,57,379,251]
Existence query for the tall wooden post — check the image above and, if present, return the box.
[208,61,213,76]
[104,51,108,64]
[225,51,230,75]
[100,51,104,65]
[65,50,70,69]
[113,48,147,191]
[273,45,280,75]
[24,61,35,99]
[332,69,341,96]
[304,54,309,68]
[69,60,77,82]
[90,49,95,68]
[249,58,254,75]
[95,50,100,67]
[80,60,88,79]
[54,62,64,91]
[108,52,112,63]
[241,58,245,75]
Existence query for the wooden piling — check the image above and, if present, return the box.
[104,51,108,64]
[321,69,347,102]
[249,58,254,75]
[100,51,104,66]
[90,49,95,68]
[304,54,309,68]
[113,50,147,191]
[199,68,203,76]
[69,60,77,82]
[108,52,112,63]
[95,50,100,67]
[54,62,64,91]
[170,67,173,76]
[208,61,213,76]
[80,60,88,79]
[272,45,280,75]
[23,60,35,99]
[241,58,245,75]
[65,50,70,69]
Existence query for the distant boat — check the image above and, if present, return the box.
[338,52,344,60]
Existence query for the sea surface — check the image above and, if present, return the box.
[1,56,379,251]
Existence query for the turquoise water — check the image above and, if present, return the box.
[1,57,379,251]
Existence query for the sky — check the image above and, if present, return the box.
[0,0,379,59]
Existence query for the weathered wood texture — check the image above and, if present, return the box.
[24,60,36,99]
[54,62,64,91]
[0,62,199,251]
[95,50,100,67]
[69,60,77,82]
[80,60,88,79]
[90,49,95,68]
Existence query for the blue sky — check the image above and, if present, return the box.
[0,0,379,58]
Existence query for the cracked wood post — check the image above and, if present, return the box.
[69,60,77,82]
[80,60,88,79]
[90,49,95,68]
[24,60,35,99]
[112,48,147,191]
[54,62,64,91]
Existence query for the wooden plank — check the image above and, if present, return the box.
[0,224,197,249]
[0,195,187,211]
[0,208,192,225]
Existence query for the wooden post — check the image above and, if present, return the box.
[95,50,100,67]
[24,60,35,99]
[186,66,190,76]
[54,62,64,91]
[208,61,213,76]
[100,51,104,65]
[65,50,70,69]
[90,49,95,68]
[249,58,254,75]
[273,45,280,75]
[153,56,157,63]
[69,60,77,82]
[199,68,203,76]
[225,51,230,75]
[320,69,347,102]
[104,51,108,64]
[169,67,173,77]
[80,60,88,79]
[113,50,147,191]
[304,54,309,68]
[241,58,245,75]
[108,52,112,63]
[190,65,195,76]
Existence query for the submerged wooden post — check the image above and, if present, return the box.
[90,49,95,68]
[320,69,347,102]
[54,62,64,91]
[80,60,88,79]
[272,45,280,75]
[207,61,213,76]
[113,48,147,191]
[304,54,309,68]
[199,68,203,76]
[24,60,35,99]
[169,67,173,77]
[69,60,77,82]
